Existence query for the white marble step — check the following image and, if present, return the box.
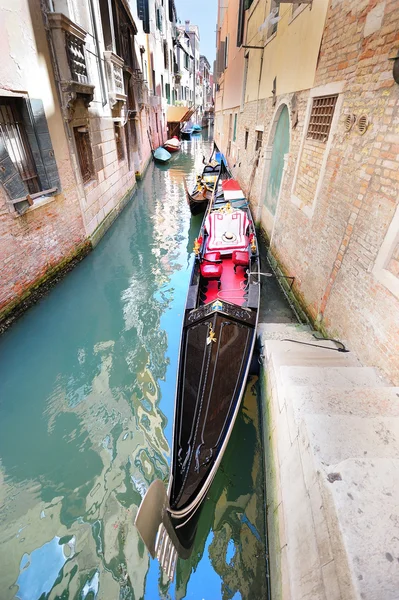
[264,339,360,368]
[278,365,386,389]
[286,385,399,418]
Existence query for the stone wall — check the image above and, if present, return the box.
[215,0,399,385]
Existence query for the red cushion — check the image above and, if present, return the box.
[200,263,223,279]
[204,252,221,261]
[232,251,249,266]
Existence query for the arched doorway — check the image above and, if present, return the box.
[264,105,290,216]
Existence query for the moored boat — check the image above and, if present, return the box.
[181,123,193,140]
[164,136,181,153]
[153,146,171,164]
[135,177,260,580]
[184,143,228,215]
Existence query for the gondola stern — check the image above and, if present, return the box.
[135,479,192,581]
[135,479,168,559]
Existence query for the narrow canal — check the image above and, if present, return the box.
[0,134,277,600]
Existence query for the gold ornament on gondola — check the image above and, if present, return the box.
[207,324,217,345]
[193,237,201,255]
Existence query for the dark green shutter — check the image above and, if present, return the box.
[237,0,245,47]
[137,0,150,33]
[26,99,60,191]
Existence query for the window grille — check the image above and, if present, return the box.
[307,95,338,142]
[0,99,40,194]
[73,127,94,184]
[255,130,263,152]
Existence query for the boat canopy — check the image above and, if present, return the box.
[167,106,196,123]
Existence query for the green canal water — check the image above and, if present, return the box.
[0,134,270,600]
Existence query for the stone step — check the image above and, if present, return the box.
[264,339,360,368]
[258,322,315,343]
[278,365,386,389]
[286,385,399,418]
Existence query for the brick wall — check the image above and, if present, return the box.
[0,170,86,316]
[215,0,399,384]
[294,138,326,207]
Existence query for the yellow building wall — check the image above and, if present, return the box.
[216,0,244,111]
[245,0,329,102]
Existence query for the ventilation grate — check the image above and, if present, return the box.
[357,114,368,135]
[344,113,356,132]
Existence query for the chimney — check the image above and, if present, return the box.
[185,20,190,32]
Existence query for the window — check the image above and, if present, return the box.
[0,97,60,212]
[255,130,263,152]
[114,123,125,161]
[137,0,150,33]
[267,0,280,39]
[184,53,189,69]
[161,74,164,96]
[99,0,112,51]
[73,126,94,184]
[165,83,171,104]
[163,41,168,69]
[224,36,229,69]
[307,95,338,142]
[0,99,40,194]
[233,114,237,142]
[156,7,162,31]
[245,129,249,149]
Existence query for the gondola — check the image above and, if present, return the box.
[135,176,260,581]
[183,144,228,216]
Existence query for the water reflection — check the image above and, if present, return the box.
[0,133,268,599]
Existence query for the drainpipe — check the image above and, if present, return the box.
[88,0,107,107]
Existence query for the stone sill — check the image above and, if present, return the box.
[13,193,59,218]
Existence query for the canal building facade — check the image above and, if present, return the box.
[214,1,399,599]
[214,0,399,386]
[0,0,186,325]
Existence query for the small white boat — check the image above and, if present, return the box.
[164,136,181,153]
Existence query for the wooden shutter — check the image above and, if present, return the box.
[137,0,150,33]
[237,0,245,47]
[26,99,61,191]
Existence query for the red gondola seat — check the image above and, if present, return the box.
[232,250,249,273]
[200,252,223,289]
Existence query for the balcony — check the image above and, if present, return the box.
[104,52,127,108]
[48,13,94,120]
